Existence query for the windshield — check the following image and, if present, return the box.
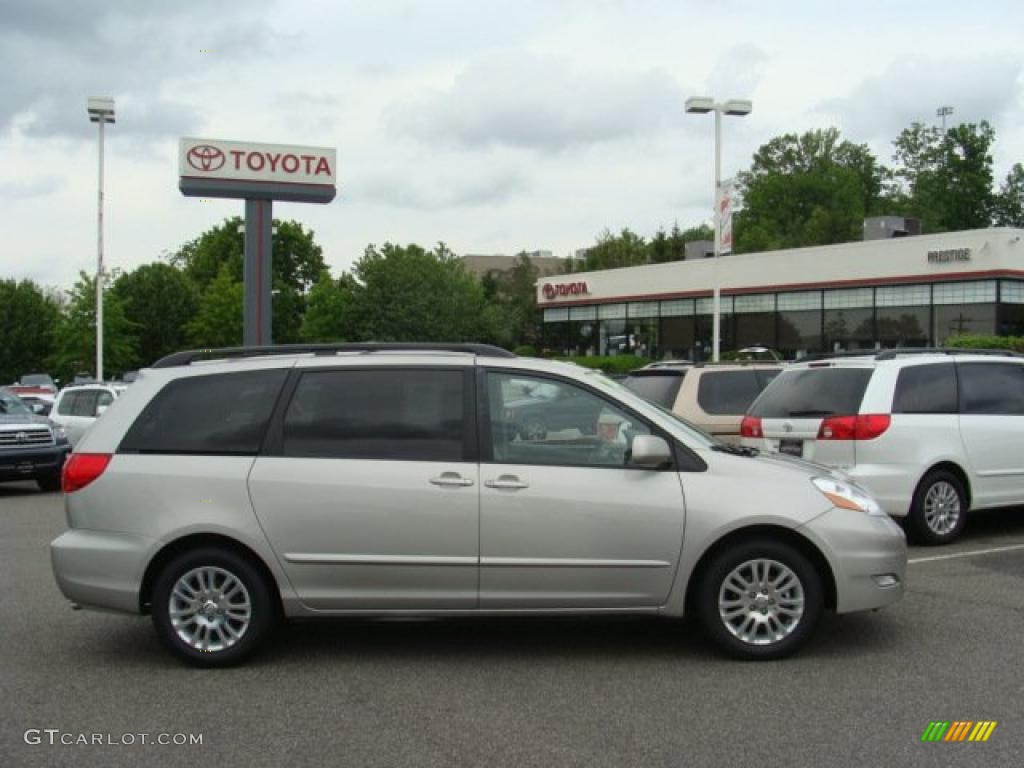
[0,391,32,416]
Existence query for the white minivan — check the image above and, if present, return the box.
[741,349,1024,544]
[50,384,126,446]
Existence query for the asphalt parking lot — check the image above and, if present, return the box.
[3,482,1023,768]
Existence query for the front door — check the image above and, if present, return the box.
[479,370,686,609]
[249,366,479,610]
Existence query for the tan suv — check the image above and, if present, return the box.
[623,362,782,443]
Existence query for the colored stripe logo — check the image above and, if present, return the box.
[921,721,997,742]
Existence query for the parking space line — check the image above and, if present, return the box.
[908,543,1024,565]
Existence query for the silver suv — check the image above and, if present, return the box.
[741,349,1024,545]
[51,343,906,666]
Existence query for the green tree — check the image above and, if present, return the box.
[343,242,493,342]
[0,279,61,384]
[583,228,649,270]
[485,253,543,348]
[734,128,888,252]
[49,272,137,381]
[891,121,996,231]
[300,271,359,342]
[994,162,1024,227]
[185,265,243,348]
[112,263,199,366]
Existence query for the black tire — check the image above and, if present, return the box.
[37,472,62,493]
[696,539,824,660]
[906,470,968,546]
[151,547,277,667]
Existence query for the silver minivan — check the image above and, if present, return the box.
[50,344,905,666]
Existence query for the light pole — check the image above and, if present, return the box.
[87,97,115,380]
[685,96,751,362]
[936,105,953,131]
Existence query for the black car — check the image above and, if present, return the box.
[0,390,72,492]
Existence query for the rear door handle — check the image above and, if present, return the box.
[429,472,475,488]
[485,475,529,490]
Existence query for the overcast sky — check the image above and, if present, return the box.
[1,0,1022,291]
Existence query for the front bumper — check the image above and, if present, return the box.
[0,444,71,481]
[800,507,907,614]
[50,529,156,613]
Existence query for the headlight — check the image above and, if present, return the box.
[53,425,68,441]
[812,476,885,516]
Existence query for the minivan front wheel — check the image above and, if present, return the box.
[697,540,823,660]
[907,470,967,546]
[152,548,276,667]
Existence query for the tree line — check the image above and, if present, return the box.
[2,119,1021,383]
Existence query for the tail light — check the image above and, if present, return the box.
[740,415,763,438]
[62,453,112,493]
[818,414,890,441]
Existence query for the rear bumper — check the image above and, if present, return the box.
[800,507,907,614]
[0,444,70,481]
[50,529,155,613]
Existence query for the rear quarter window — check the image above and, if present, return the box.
[958,362,1024,415]
[696,370,762,415]
[119,370,288,455]
[892,363,957,414]
[749,367,873,418]
[621,372,685,408]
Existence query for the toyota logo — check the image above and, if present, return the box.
[15,432,27,444]
[186,144,226,172]
[543,284,556,300]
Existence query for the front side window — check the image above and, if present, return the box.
[487,372,650,467]
[958,363,1024,416]
[282,369,466,461]
[120,370,288,455]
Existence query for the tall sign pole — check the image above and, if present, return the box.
[178,138,337,346]
[87,98,115,380]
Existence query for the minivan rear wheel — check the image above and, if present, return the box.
[907,470,967,546]
[697,539,823,660]
[152,548,276,667]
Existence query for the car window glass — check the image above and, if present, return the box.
[56,392,78,416]
[621,372,685,408]
[487,372,650,468]
[958,363,1024,416]
[119,370,287,455]
[750,368,873,418]
[697,371,762,415]
[71,391,100,417]
[755,368,783,388]
[893,364,957,414]
[0,392,31,416]
[282,369,465,461]
[94,391,115,414]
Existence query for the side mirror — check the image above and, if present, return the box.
[630,435,672,469]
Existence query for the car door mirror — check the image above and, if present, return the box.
[630,435,672,469]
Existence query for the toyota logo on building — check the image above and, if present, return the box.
[186,144,226,172]
[543,284,556,300]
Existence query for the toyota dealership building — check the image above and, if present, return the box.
[536,227,1024,360]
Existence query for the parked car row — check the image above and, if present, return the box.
[620,349,1024,545]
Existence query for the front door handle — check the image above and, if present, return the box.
[429,472,475,488]
[485,475,530,490]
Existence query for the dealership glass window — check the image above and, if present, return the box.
[541,322,570,355]
[569,305,598,321]
[1000,282,1024,336]
[628,301,659,318]
[823,307,874,352]
[695,296,733,315]
[778,310,823,358]
[1001,281,1024,304]
[597,303,626,320]
[543,308,569,323]
[935,304,996,343]
[777,291,822,312]
[660,298,695,317]
[568,320,597,356]
[660,316,696,360]
[733,294,775,314]
[734,312,776,349]
[599,318,629,355]
[823,287,873,310]
[876,305,930,347]
[932,281,996,305]
[694,312,735,360]
[626,317,659,358]
[875,284,931,307]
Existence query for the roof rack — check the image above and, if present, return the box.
[795,349,880,363]
[873,347,1023,361]
[151,342,516,369]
